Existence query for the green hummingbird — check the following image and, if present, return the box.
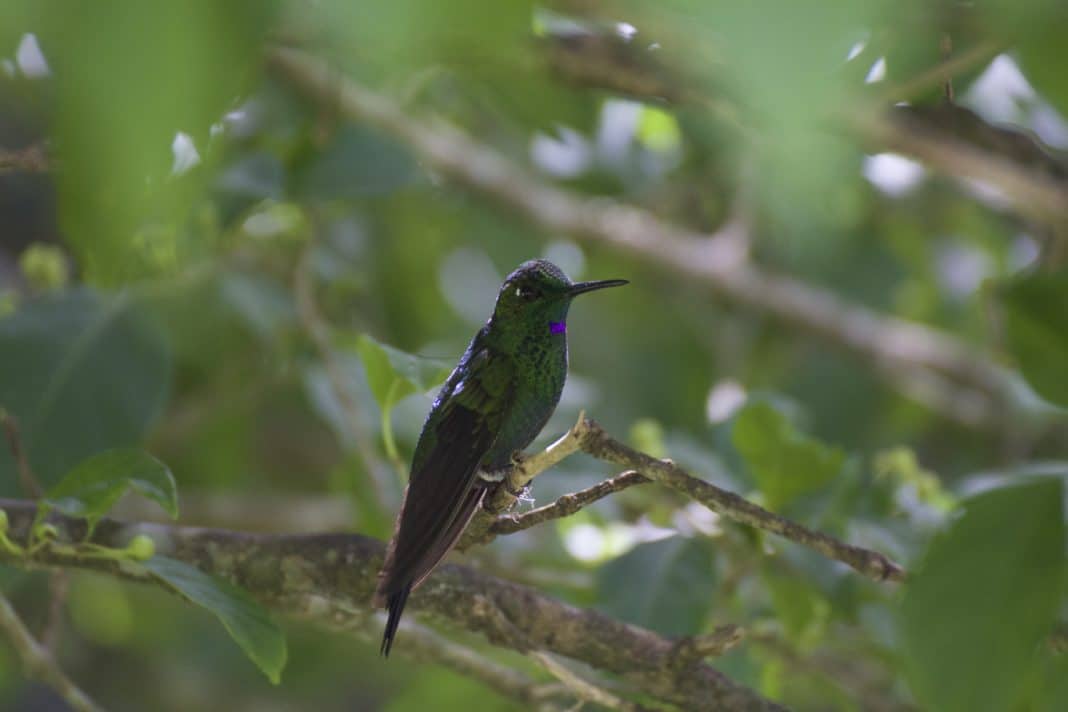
[373,259,627,655]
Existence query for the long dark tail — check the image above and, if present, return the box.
[380,585,411,657]
[375,486,487,657]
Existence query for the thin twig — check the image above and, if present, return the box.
[378,619,572,708]
[668,624,745,668]
[531,651,654,712]
[0,144,49,173]
[579,419,906,583]
[478,470,649,544]
[0,409,43,498]
[879,39,1002,104]
[0,592,106,712]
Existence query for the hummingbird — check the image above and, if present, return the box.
[373,259,627,656]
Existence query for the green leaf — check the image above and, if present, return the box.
[45,449,177,523]
[595,536,716,636]
[899,477,1065,712]
[144,556,287,684]
[0,289,172,491]
[349,333,449,458]
[350,333,449,405]
[1002,271,1068,407]
[731,402,845,511]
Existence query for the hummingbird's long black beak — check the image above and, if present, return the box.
[568,278,629,296]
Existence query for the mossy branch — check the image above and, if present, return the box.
[0,498,783,712]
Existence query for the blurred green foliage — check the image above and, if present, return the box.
[0,0,1066,710]
[899,477,1065,712]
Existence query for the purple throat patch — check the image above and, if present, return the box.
[549,321,566,335]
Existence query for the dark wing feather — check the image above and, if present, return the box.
[374,337,513,609]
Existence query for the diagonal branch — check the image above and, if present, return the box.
[578,419,906,583]
[368,619,572,708]
[266,47,1038,434]
[530,651,653,712]
[461,415,905,583]
[0,499,784,711]
[0,592,106,712]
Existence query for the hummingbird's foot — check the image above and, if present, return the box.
[514,485,535,505]
[503,480,529,498]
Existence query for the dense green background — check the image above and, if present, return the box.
[1,1,1066,710]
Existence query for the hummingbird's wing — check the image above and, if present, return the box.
[374,336,515,652]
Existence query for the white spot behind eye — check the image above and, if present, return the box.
[515,287,523,298]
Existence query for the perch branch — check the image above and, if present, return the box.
[464,416,905,583]
[0,592,106,712]
[0,499,783,711]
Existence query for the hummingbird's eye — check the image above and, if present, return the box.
[515,284,539,301]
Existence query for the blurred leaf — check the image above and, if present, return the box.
[218,270,297,341]
[18,243,69,291]
[637,106,682,153]
[1002,270,1068,406]
[38,1,276,282]
[45,449,177,524]
[732,402,844,511]
[629,418,667,458]
[0,289,171,490]
[302,358,369,453]
[216,152,287,202]
[686,0,868,245]
[1031,650,1068,711]
[763,568,829,647]
[899,477,1065,712]
[144,556,287,684]
[596,536,715,636]
[295,124,420,199]
[68,573,135,646]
